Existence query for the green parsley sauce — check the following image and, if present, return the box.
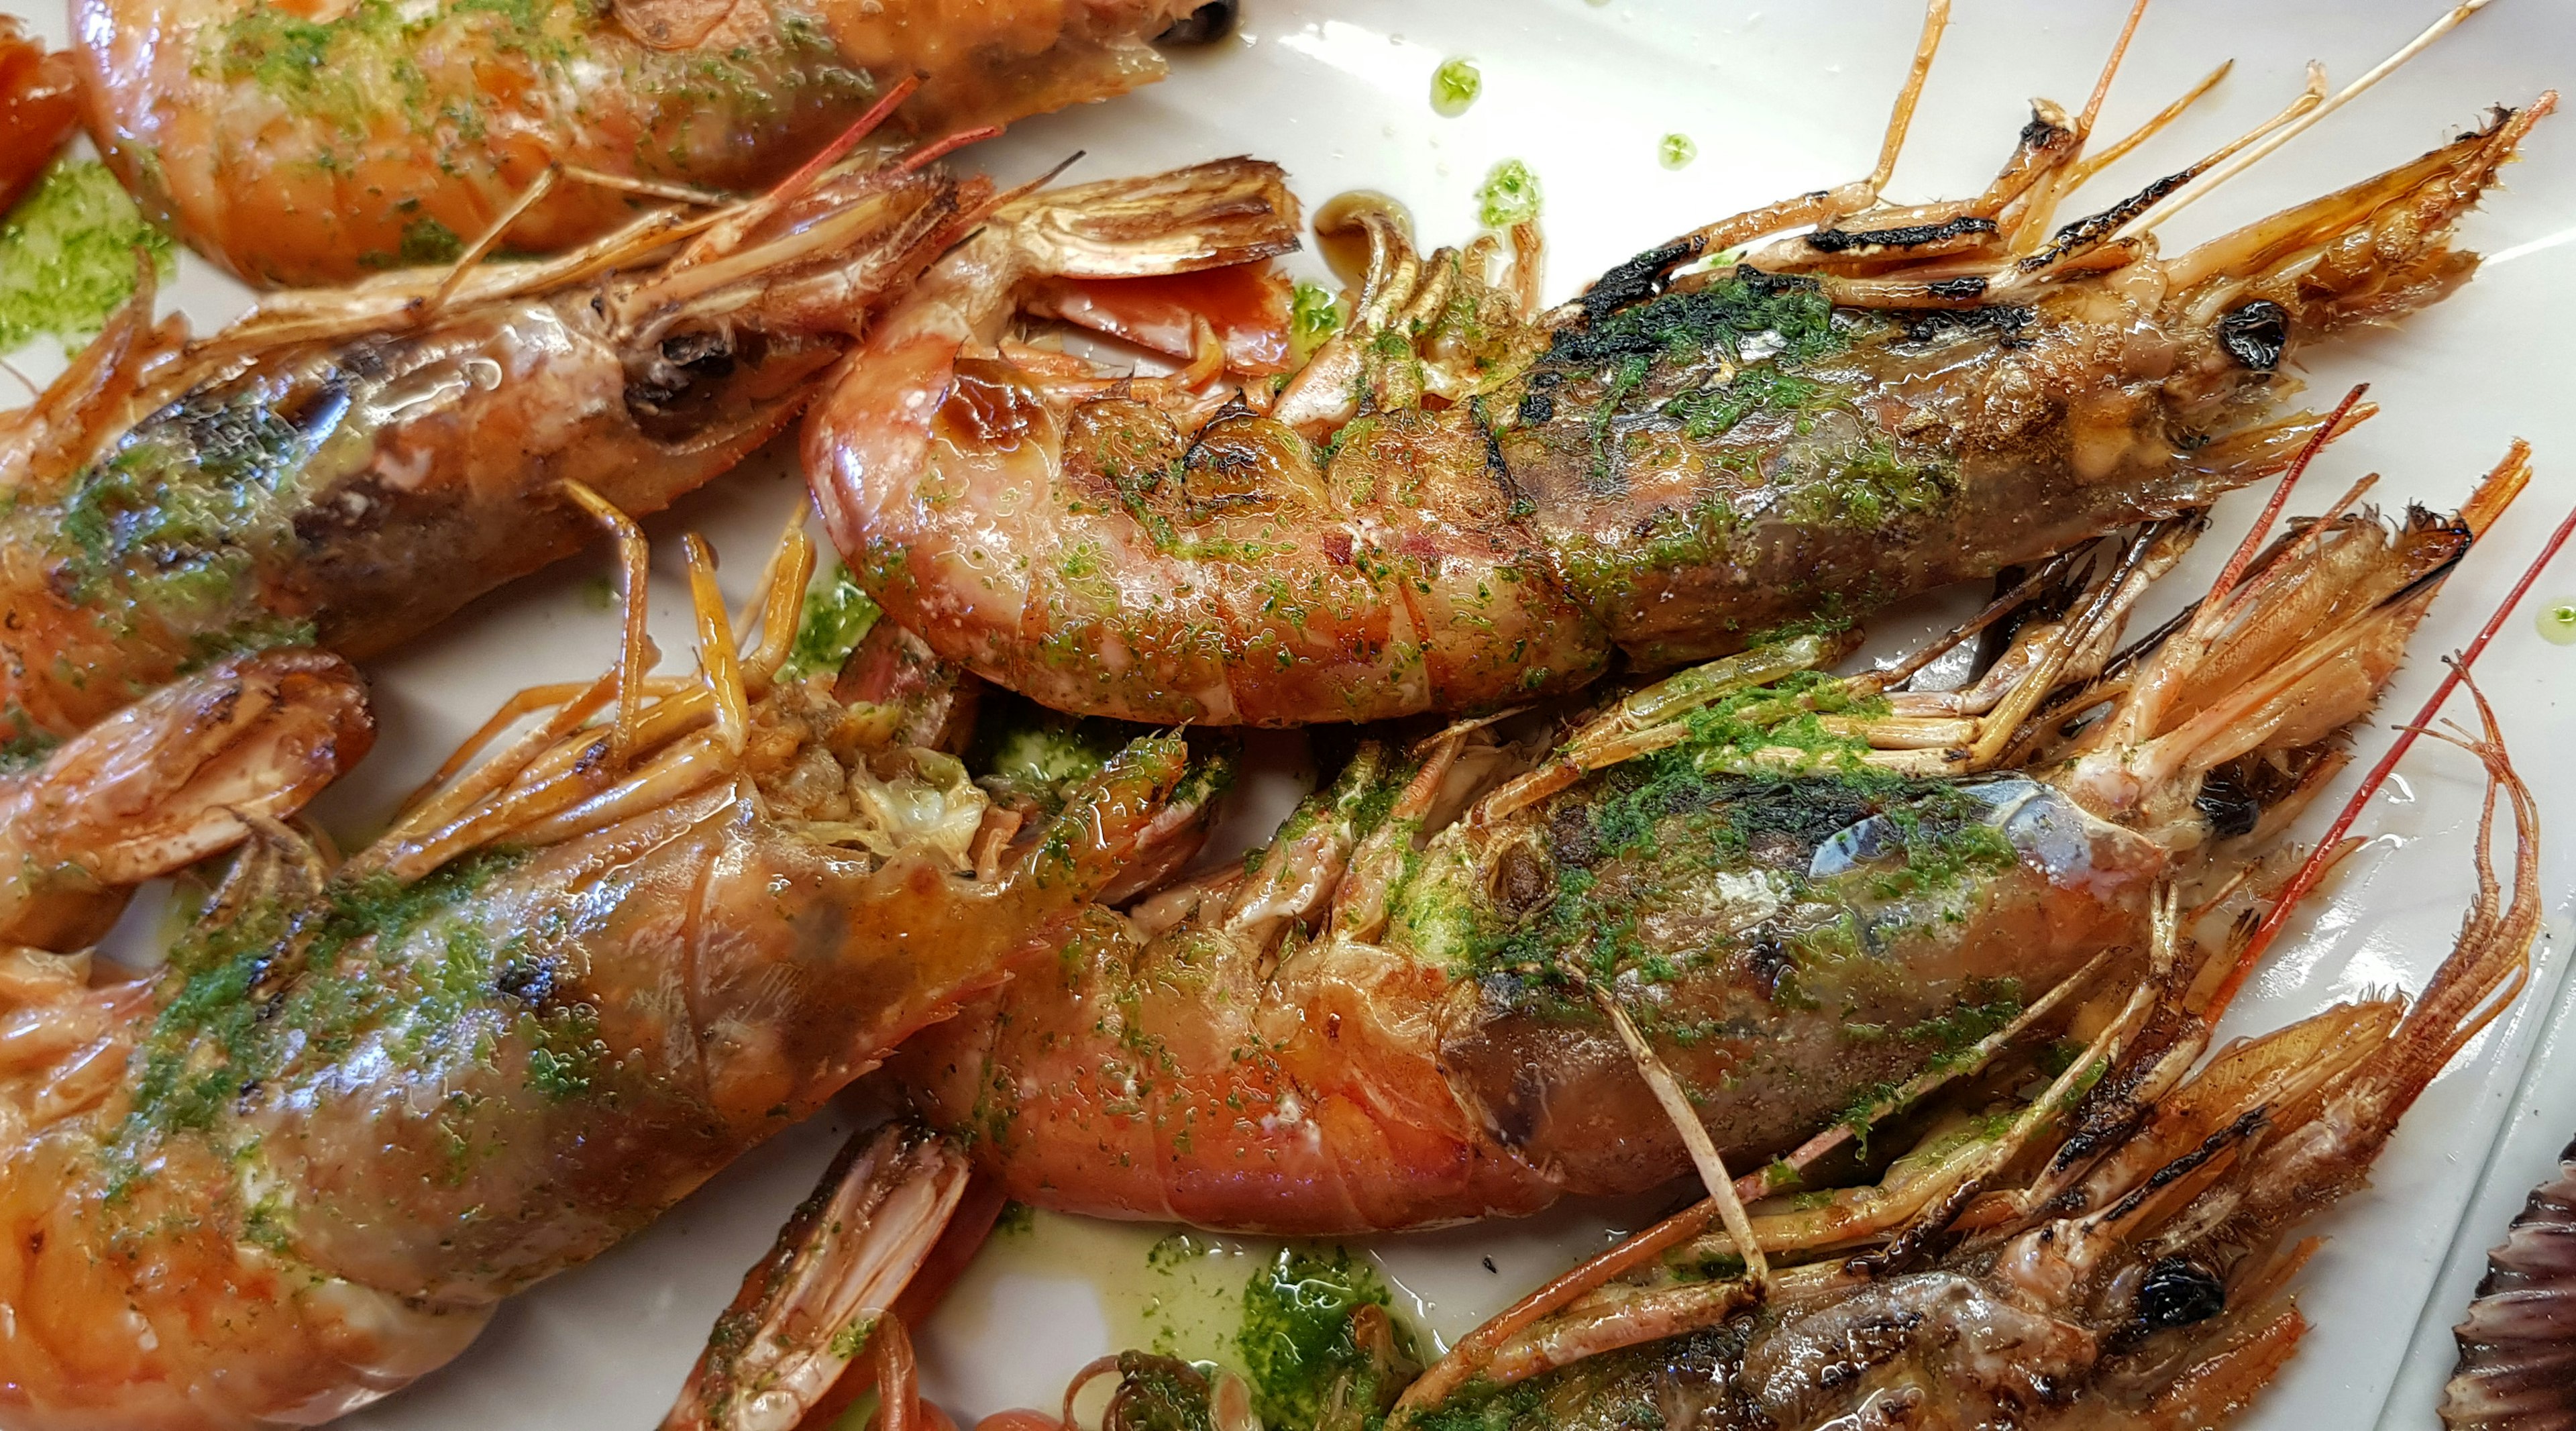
[0,160,174,354]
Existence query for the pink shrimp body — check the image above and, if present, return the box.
[76,0,1205,284]
[0,154,963,739]
[810,85,2548,726]
[0,526,1189,1428]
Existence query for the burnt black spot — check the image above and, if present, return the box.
[1805,215,1997,254]
[2194,771,2263,839]
[2216,300,2291,372]
[1744,926,1794,998]
[1895,305,2034,347]
[496,957,557,1006]
[2020,113,2074,150]
[1491,842,1556,918]
[2137,1257,2226,1329]
[2022,168,2195,271]
[1156,0,1236,44]
[1547,800,1603,868]
[659,330,737,378]
[1518,391,1555,424]
[1578,237,1708,323]
[1925,276,1988,301]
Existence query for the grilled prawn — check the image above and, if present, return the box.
[77,0,1212,284]
[811,3,2551,725]
[898,445,2522,1235]
[1063,674,2542,1431]
[0,128,975,740]
[0,512,1193,1429]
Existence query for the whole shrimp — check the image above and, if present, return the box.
[0,151,1291,742]
[76,0,1216,285]
[1060,671,2543,1431]
[0,509,1199,1429]
[810,2,2553,725]
[898,442,2526,1235]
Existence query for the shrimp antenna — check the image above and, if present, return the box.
[558,166,731,207]
[897,125,1004,175]
[2074,0,2154,148]
[2068,59,2231,191]
[672,72,924,270]
[425,166,561,318]
[1575,971,1770,1291]
[2200,443,2561,1027]
[1868,0,1952,197]
[2125,0,2500,242]
[2186,383,2369,645]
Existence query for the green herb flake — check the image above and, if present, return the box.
[1474,158,1542,230]
[1238,1247,1415,1430]
[1659,132,1699,169]
[780,562,879,680]
[1430,56,1483,117]
[1289,280,1344,364]
[0,160,176,354]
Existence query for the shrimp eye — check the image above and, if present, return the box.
[2214,300,2290,372]
[2192,771,2263,839]
[1157,0,1237,44]
[2136,1256,2226,1329]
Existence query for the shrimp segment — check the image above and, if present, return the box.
[809,10,2549,726]
[0,521,1196,1429]
[0,17,76,213]
[903,456,2511,1236]
[0,144,968,740]
[76,0,1205,284]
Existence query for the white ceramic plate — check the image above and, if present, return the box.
[8,2,2576,1427]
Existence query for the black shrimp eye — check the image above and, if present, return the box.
[2137,1256,2227,1330]
[2216,299,2291,372]
[2193,772,2263,840]
[1157,0,1238,44]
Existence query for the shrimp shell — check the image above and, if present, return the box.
[2444,1137,2576,1428]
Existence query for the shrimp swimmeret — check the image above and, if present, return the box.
[0,509,1201,1430]
[899,443,2530,1235]
[76,0,1217,284]
[808,0,2552,725]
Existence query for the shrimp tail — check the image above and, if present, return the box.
[998,156,1302,280]
[0,648,372,950]
[662,1123,977,1431]
[2164,96,2556,338]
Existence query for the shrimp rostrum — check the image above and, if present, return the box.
[0,510,1203,1429]
[1071,677,2543,1431]
[812,1,2553,725]
[898,445,2527,1235]
[0,121,981,740]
